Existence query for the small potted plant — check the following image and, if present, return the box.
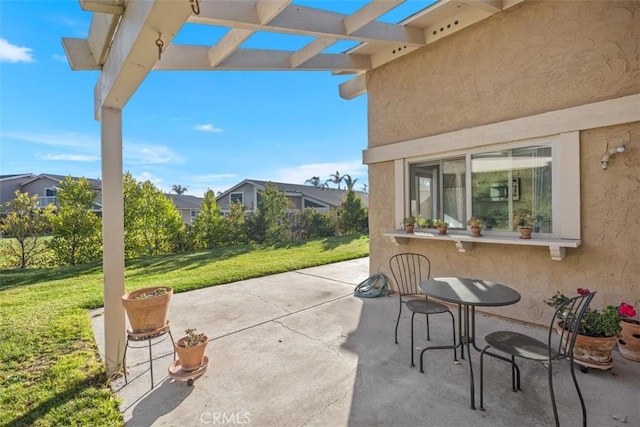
[432,219,449,235]
[513,210,536,239]
[416,215,431,229]
[545,288,621,370]
[121,286,173,334]
[403,215,416,233]
[467,216,484,237]
[175,328,208,372]
[618,300,640,362]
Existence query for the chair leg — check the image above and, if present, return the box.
[479,345,489,411]
[425,313,431,341]
[511,355,517,392]
[411,312,416,367]
[569,359,587,427]
[448,310,457,362]
[548,362,560,427]
[394,300,403,344]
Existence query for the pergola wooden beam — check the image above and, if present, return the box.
[190,2,426,47]
[94,0,193,118]
[79,0,124,15]
[159,45,371,72]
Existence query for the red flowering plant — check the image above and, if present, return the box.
[619,300,639,326]
[544,288,632,338]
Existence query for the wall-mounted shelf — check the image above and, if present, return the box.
[383,230,581,261]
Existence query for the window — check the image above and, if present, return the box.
[471,146,552,232]
[230,192,243,205]
[409,144,553,234]
[304,199,325,209]
[409,157,466,228]
[190,210,198,220]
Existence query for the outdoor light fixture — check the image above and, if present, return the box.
[601,144,626,170]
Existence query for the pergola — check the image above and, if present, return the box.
[62,0,524,375]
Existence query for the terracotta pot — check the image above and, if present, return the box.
[438,226,447,235]
[618,319,640,362]
[519,227,533,239]
[175,336,208,372]
[121,287,173,334]
[571,333,617,369]
[405,224,414,233]
[555,322,616,369]
[471,226,482,237]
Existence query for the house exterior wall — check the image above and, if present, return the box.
[217,183,257,212]
[0,175,33,204]
[366,1,639,323]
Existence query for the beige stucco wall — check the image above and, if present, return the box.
[366,1,640,324]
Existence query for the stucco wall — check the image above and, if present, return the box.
[366,1,640,324]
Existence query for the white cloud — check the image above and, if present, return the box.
[272,161,367,186]
[36,153,99,162]
[0,38,34,63]
[135,171,163,186]
[0,131,98,149]
[194,124,223,133]
[52,54,68,63]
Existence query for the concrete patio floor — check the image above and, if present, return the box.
[92,257,640,426]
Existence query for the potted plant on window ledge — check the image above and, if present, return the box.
[433,219,449,235]
[403,216,416,233]
[513,210,536,239]
[467,217,484,237]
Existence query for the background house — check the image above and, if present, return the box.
[0,173,201,225]
[165,194,203,225]
[364,0,639,324]
[216,179,368,215]
[0,173,103,212]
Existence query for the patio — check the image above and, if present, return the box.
[92,257,640,426]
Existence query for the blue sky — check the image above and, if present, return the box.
[0,1,440,196]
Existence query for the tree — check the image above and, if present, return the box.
[328,170,344,190]
[192,189,226,249]
[251,182,290,244]
[225,200,248,245]
[291,208,336,240]
[305,176,322,188]
[343,174,359,191]
[171,184,188,195]
[337,190,367,235]
[0,191,53,268]
[49,177,102,266]
[123,172,183,257]
[360,183,368,193]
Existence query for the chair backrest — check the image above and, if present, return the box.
[389,253,430,296]
[548,292,596,360]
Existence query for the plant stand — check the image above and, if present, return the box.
[122,321,175,389]
[168,355,209,386]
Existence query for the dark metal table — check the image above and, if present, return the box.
[418,277,521,409]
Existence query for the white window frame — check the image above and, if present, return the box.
[230,192,244,205]
[402,133,579,239]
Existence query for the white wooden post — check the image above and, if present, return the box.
[101,106,126,375]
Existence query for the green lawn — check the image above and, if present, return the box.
[0,235,369,426]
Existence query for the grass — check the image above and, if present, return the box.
[0,234,369,426]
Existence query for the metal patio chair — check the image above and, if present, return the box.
[389,253,457,367]
[479,291,596,427]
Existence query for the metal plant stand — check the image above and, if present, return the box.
[122,320,175,389]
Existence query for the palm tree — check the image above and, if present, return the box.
[171,184,188,195]
[305,176,322,187]
[328,171,344,190]
[360,183,368,193]
[343,174,359,191]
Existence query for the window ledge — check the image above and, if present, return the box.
[383,230,581,261]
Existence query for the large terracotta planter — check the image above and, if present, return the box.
[618,319,640,362]
[571,333,617,369]
[121,287,173,334]
[175,335,208,372]
[555,322,616,370]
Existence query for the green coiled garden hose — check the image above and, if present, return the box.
[354,273,388,298]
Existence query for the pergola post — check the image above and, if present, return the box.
[101,106,125,375]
